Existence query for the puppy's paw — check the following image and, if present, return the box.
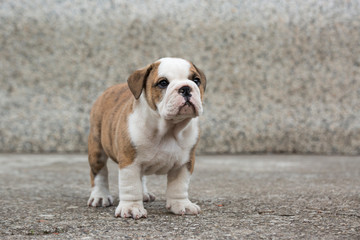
[87,188,113,207]
[166,198,201,215]
[143,192,156,202]
[115,201,147,219]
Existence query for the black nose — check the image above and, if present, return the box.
[179,86,192,98]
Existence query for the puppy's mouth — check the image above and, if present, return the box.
[178,101,196,116]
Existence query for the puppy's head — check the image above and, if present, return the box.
[127,58,206,121]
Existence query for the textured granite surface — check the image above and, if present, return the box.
[0,0,360,154]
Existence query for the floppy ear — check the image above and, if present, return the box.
[127,64,153,99]
[193,64,206,91]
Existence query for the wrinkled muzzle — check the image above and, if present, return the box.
[157,80,203,121]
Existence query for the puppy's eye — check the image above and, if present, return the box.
[157,79,169,89]
[193,77,201,86]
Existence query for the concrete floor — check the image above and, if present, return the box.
[0,154,359,239]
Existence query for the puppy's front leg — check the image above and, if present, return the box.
[115,164,147,219]
[166,165,200,215]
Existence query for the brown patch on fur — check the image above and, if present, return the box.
[187,128,200,173]
[127,64,153,99]
[144,62,163,110]
[187,147,196,173]
[126,62,163,110]
[88,83,137,186]
[189,63,206,101]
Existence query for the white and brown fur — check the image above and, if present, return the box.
[87,57,206,219]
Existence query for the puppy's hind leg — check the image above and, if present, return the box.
[87,134,113,207]
[142,176,156,202]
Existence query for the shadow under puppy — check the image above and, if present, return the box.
[87,57,206,219]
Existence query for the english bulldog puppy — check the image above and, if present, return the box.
[87,57,206,219]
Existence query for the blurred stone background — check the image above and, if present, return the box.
[0,0,359,154]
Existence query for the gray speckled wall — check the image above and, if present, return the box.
[1,0,360,154]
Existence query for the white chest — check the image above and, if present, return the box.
[128,111,199,175]
[138,137,190,175]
